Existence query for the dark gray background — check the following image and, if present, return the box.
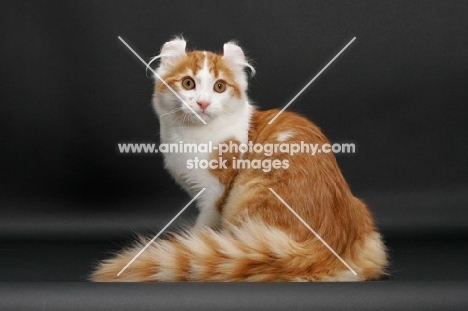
[1,2,468,309]
[1,0,468,290]
[1,0,467,238]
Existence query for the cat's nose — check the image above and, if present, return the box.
[197,101,210,111]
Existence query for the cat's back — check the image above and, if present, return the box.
[248,109,330,146]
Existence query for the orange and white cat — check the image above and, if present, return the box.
[91,38,388,282]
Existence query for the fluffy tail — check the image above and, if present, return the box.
[91,219,387,282]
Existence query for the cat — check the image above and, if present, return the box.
[91,37,388,281]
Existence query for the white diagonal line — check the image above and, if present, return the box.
[268,37,356,124]
[117,188,206,276]
[268,188,357,276]
[117,36,207,125]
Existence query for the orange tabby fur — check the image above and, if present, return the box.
[157,50,242,98]
[91,44,388,282]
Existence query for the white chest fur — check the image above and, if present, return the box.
[158,105,252,227]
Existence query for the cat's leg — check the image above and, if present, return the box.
[167,166,223,227]
[195,205,221,227]
[194,191,222,227]
[194,180,224,227]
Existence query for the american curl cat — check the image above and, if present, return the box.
[91,38,388,281]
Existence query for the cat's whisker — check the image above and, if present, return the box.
[182,113,190,127]
[168,111,187,126]
[159,108,183,119]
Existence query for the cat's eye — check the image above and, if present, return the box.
[182,77,196,90]
[214,80,226,93]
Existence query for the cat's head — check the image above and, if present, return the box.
[152,37,254,125]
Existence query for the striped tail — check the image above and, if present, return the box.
[90,219,387,282]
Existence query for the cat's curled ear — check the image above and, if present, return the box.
[222,41,255,77]
[159,37,187,70]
